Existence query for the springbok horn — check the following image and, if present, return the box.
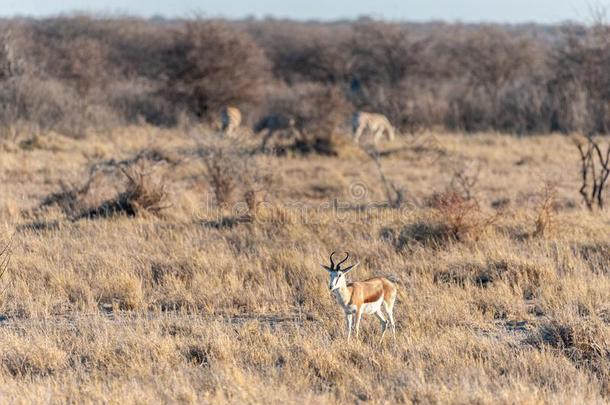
[341,261,360,273]
[329,251,337,270]
[336,252,350,269]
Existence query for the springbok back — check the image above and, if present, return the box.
[352,112,396,144]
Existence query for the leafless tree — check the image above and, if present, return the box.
[575,135,610,210]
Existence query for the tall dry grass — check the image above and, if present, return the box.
[0,127,608,403]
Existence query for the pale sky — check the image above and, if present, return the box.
[0,0,606,23]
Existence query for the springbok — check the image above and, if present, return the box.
[352,112,396,144]
[322,252,397,341]
[220,106,242,135]
[254,114,297,150]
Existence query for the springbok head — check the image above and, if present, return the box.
[321,251,360,291]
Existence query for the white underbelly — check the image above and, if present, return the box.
[360,296,384,314]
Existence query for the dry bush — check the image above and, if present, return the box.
[453,28,537,103]
[396,190,501,249]
[203,149,242,208]
[0,76,79,136]
[288,83,351,155]
[428,190,500,242]
[106,80,177,127]
[573,135,610,210]
[118,164,171,216]
[202,142,274,215]
[496,77,553,134]
[255,82,350,155]
[0,19,126,136]
[550,21,610,133]
[366,149,404,208]
[447,28,541,132]
[16,17,118,93]
[254,84,300,152]
[347,23,438,132]
[350,22,420,87]
[257,22,353,85]
[163,20,270,121]
[38,150,176,219]
[447,158,481,201]
[533,182,558,237]
[68,161,171,219]
[1,17,610,136]
[0,30,14,80]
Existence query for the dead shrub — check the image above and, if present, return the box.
[573,135,610,210]
[163,20,270,121]
[349,22,421,88]
[38,149,176,219]
[260,22,353,85]
[288,83,351,156]
[449,27,538,131]
[447,159,481,201]
[533,182,558,237]
[119,164,171,215]
[201,136,276,214]
[203,149,242,208]
[550,21,610,134]
[2,17,610,136]
[257,82,350,155]
[80,162,171,219]
[428,190,501,242]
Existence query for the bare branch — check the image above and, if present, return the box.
[577,136,610,210]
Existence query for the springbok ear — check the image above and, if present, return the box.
[341,262,360,274]
[321,264,332,272]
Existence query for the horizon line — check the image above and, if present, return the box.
[0,11,587,27]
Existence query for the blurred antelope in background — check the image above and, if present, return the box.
[254,114,297,150]
[321,252,397,341]
[352,112,396,144]
[220,106,242,135]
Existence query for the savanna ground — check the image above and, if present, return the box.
[0,127,609,404]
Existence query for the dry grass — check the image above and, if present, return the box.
[0,128,609,403]
[427,190,501,243]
